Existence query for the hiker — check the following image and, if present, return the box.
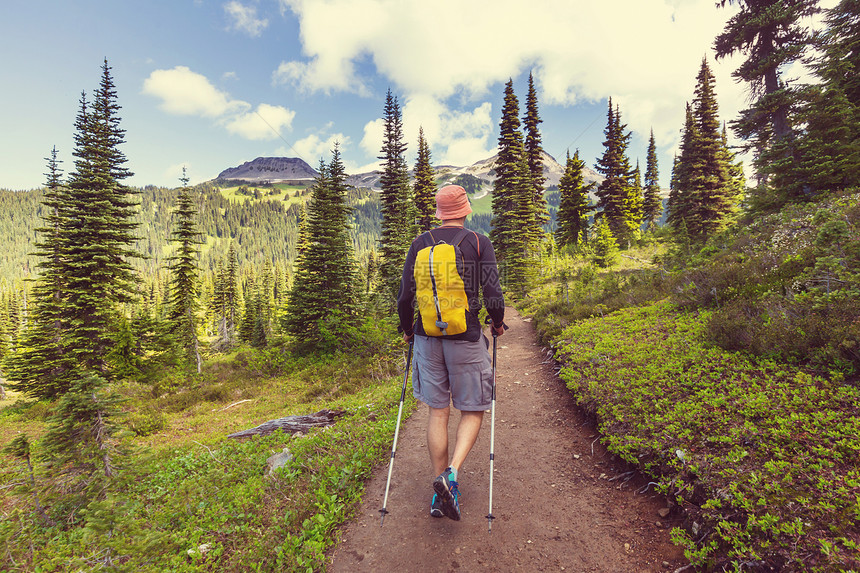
[396,184,506,521]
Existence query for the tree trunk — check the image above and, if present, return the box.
[227,409,346,439]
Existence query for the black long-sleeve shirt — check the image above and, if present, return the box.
[397,226,505,341]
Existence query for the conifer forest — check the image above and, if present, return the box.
[1,2,859,571]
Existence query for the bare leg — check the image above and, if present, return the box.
[427,405,450,476]
[450,410,484,474]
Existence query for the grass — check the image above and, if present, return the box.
[0,342,415,572]
[218,184,309,205]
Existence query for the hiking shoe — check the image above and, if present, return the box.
[433,467,461,521]
[430,494,444,518]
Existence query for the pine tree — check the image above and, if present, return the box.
[413,127,438,231]
[595,99,635,244]
[60,60,140,378]
[491,79,541,295]
[239,269,257,344]
[769,1,860,196]
[715,0,819,192]
[211,244,239,350]
[166,168,202,373]
[642,130,662,230]
[669,60,743,242]
[668,103,699,233]
[6,61,140,398]
[690,57,737,239]
[555,149,592,248]
[628,161,644,234]
[3,149,69,397]
[522,72,550,237]
[592,218,619,268]
[377,90,413,300]
[284,144,360,349]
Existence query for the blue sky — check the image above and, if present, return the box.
[1,0,807,191]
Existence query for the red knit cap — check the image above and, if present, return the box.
[435,185,472,220]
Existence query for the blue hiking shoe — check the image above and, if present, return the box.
[433,467,461,521]
[430,494,444,518]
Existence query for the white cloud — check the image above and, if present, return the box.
[279,131,351,166]
[224,103,296,140]
[143,66,299,143]
[224,1,269,37]
[360,95,494,169]
[278,0,750,163]
[142,66,247,117]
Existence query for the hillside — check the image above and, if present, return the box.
[0,152,594,286]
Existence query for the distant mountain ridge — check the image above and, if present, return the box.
[217,157,318,183]
[216,152,604,191]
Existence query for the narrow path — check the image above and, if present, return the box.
[328,307,687,572]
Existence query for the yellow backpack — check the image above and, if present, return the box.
[413,229,474,336]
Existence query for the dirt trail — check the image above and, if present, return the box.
[328,307,688,572]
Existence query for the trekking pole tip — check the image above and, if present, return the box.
[379,508,388,527]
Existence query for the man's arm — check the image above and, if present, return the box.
[479,238,506,333]
[396,241,419,340]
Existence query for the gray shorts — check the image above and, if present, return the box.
[412,335,493,411]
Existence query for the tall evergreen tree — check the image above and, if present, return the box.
[4,148,69,397]
[594,99,636,244]
[166,168,202,373]
[642,130,662,229]
[211,243,238,350]
[284,145,360,348]
[522,72,550,236]
[668,103,699,232]
[715,0,819,191]
[6,60,140,398]
[377,90,412,300]
[670,60,742,241]
[491,79,540,294]
[491,79,524,260]
[768,1,860,197]
[413,127,438,231]
[61,60,140,378]
[555,149,592,248]
[690,57,737,239]
[239,269,257,344]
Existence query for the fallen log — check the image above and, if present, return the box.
[227,408,346,439]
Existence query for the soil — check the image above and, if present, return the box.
[327,307,689,572]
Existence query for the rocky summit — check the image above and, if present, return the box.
[217,157,318,183]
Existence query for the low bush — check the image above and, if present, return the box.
[553,302,860,572]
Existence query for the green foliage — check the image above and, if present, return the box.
[0,335,411,572]
[283,146,361,351]
[669,59,743,243]
[671,191,860,372]
[555,149,592,249]
[594,99,637,244]
[491,79,543,297]
[552,303,859,572]
[412,127,438,232]
[377,90,414,300]
[592,218,619,268]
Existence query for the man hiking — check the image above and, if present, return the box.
[397,184,506,521]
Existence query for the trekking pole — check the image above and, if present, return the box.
[379,340,414,527]
[485,317,507,533]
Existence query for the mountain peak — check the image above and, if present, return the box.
[217,157,318,182]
